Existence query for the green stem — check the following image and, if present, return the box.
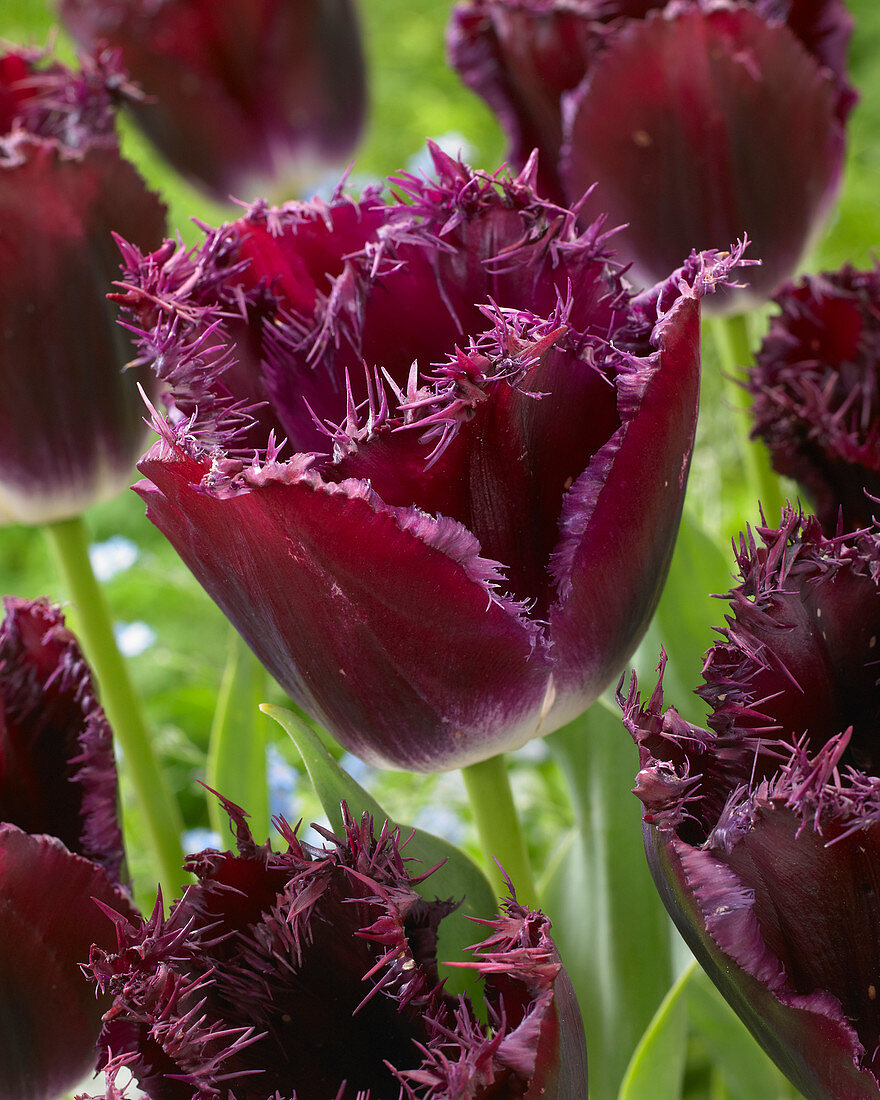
[461,753,537,905]
[709,312,786,524]
[206,628,270,843]
[43,515,185,899]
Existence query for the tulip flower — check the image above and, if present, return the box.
[0,596,136,1100]
[81,799,588,1099]
[749,264,880,534]
[621,507,880,1100]
[114,145,744,772]
[448,0,855,308]
[59,0,368,202]
[0,46,166,526]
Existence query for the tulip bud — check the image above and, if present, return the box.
[59,0,368,201]
[0,597,135,1100]
[750,264,880,534]
[622,508,880,1100]
[0,47,166,526]
[81,800,588,1099]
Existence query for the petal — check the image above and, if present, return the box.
[0,597,125,879]
[548,284,700,725]
[136,441,552,771]
[60,0,367,201]
[0,139,165,525]
[562,6,846,307]
[644,816,880,1100]
[0,827,135,1100]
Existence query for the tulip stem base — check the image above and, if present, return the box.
[709,313,786,525]
[461,753,536,905]
[43,514,185,900]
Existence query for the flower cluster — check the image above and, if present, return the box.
[750,263,880,534]
[622,508,880,1099]
[449,0,855,307]
[113,144,743,772]
[80,801,587,1099]
[0,47,165,526]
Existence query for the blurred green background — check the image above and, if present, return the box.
[2,0,879,914]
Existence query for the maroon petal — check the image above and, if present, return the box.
[85,803,586,1099]
[136,442,552,771]
[0,597,125,879]
[644,825,880,1100]
[0,51,165,526]
[60,0,367,201]
[447,0,603,202]
[623,509,880,1097]
[749,265,880,534]
[547,260,704,723]
[561,5,847,307]
[0,827,136,1100]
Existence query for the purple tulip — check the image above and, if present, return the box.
[80,800,588,1099]
[59,0,367,202]
[0,596,136,1100]
[448,0,855,310]
[0,47,166,526]
[622,508,880,1100]
[115,145,743,771]
[750,264,880,534]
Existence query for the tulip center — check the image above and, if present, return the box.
[202,865,441,1099]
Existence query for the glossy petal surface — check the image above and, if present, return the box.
[60,0,367,200]
[0,829,134,1100]
[563,6,845,307]
[449,0,854,309]
[123,152,737,770]
[0,50,165,525]
[623,510,880,1098]
[0,597,133,1100]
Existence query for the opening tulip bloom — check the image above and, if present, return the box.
[749,264,880,534]
[622,508,880,1100]
[0,596,136,1100]
[0,47,166,526]
[116,146,743,772]
[80,800,588,1099]
[59,0,368,202]
[448,0,855,309]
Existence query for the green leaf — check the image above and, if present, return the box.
[206,630,270,842]
[686,968,795,1099]
[545,698,673,1100]
[618,961,691,1100]
[635,507,733,726]
[262,704,497,1001]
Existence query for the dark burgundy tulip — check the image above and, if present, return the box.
[80,800,588,1099]
[0,596,136,1100]
[59,0,367,202]
[749,264,880,534]
[621,507,880,1100]
[0,47,166,526]
[116,144,744,771]
[449,0,856,310]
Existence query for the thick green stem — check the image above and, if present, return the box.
[43,515,185,898]
[206,628,270,843]
[709,313,786,524]
[461,753,537,905]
